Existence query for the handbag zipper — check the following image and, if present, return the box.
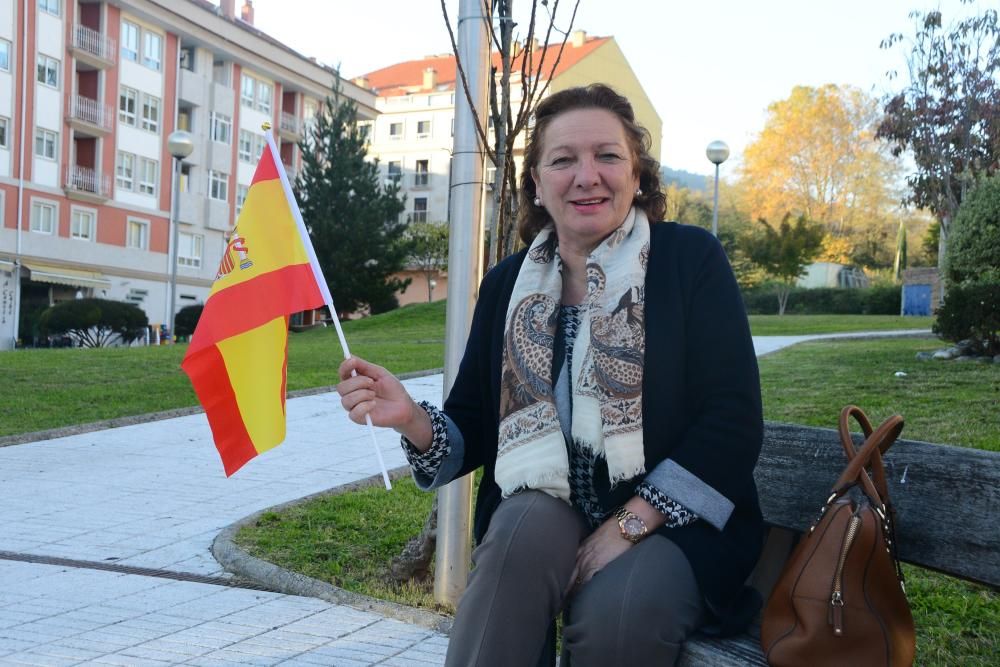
[829,513,862,636]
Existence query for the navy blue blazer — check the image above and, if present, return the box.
[442,221,764,632]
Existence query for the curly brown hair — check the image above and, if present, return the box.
[517,84,665,245]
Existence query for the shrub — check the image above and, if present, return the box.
[933,282,1000,355]
[38,298,148,348]
[174,304,204,338]
[946,176,1000,285]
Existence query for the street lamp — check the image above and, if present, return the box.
[706,140,730,237]
[167,130,194,342]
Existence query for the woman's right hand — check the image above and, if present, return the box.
[336,356,433,449]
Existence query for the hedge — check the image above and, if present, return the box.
[741,285,901,315]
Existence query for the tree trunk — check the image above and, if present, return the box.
[389,495,438,582]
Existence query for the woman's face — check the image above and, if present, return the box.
[531,108,640,254]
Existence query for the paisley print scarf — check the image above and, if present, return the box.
[495,207,650,502]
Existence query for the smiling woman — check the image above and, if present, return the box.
[337,84,764,666]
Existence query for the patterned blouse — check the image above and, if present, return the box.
[402,305,699,531]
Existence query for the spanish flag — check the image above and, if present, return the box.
[182,132,332,476]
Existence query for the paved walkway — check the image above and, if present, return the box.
[0,331,931,665]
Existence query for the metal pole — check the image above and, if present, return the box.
[435,0,489,607]
[712,163,720,238]
[168,157,181,341]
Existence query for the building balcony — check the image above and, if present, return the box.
[64,165,111,203]
[67,95,114,135]
[69,24,116,69]
[412,173,432,189]
[279,112,302,140]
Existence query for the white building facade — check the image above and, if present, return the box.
[0,0,375,349]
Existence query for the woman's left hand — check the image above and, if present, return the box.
[566,518,632,595]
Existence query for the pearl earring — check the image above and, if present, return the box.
[534,196,542,206]
[636,188,643,196]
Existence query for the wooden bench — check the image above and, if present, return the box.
[678,421,1000,666]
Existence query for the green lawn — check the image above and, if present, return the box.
[748,314,933,335]
[0,301,446,438]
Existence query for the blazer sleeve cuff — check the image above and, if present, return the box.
[644,458,735,531]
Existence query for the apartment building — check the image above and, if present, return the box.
[0,0,375,349]
[354,30,661,305]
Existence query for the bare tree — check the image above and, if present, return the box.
[442,0,581,267]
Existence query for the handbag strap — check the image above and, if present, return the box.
[833,407,904,504]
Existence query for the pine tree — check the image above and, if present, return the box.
[295,78,409,317]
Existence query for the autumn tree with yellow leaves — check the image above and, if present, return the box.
[739,84,902,268]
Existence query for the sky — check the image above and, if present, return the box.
[249,0,978,177]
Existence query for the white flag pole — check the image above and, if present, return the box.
[262,124,392,490]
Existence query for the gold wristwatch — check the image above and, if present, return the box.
[615,506,648,544]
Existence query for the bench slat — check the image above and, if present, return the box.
[679,628,767,667]
[756,422,1000,588]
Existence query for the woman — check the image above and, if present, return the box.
[337,84,763,666]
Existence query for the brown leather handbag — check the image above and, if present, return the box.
[760,406,916,667]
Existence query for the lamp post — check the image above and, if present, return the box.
[706,140,730,237]
[167,130,194,342]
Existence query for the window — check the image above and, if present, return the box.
[71,209,96,240]
[450,117,454,137]
[387,161,402,183]
[412,197,428,223]
[116,151,134,190]
[236,184,249,215]
[414,159,429,187]
[142,31,162,71]
[208,170,228,201]
[121,21,139,61]
[0,117,7,149]
[138,158,157,196]
[256,81,272,113]
[389,122,403,140]
[212,59,230,85]
[34,129,57,160]
[119,87,137,126]
[38,0,59,16]
[178,107,192,132]
[36,55,59,88]
[127,218,149,249]
[210,112,232,144]
[0,39,10,71]
[254,135,266,160]
[417,120,431,138]
[179,46,195,72]
[31,201,56,234]
[141,94,160,133]
[177,232,203,268]
[240,74,255,108]
[238,130,253,162]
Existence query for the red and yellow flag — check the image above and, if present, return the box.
[182,133,330,476]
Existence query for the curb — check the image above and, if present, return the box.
[211,467,454,636]
[0,368,444,449]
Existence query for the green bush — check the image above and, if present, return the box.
[933,282,1000,355]
[741,285,900,315]
[38,298,148,348]
[174,304,204,338]
[946,176,1000,285]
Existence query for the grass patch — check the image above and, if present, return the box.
[235,476,444,613]
[748,314,933,335]
[0,301,446,437]
[758,336,1000,451]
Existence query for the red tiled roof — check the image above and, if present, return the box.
[356,35,609,97]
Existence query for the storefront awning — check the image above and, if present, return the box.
[24,263,112,290]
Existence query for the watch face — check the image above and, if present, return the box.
[624,517,645,537]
